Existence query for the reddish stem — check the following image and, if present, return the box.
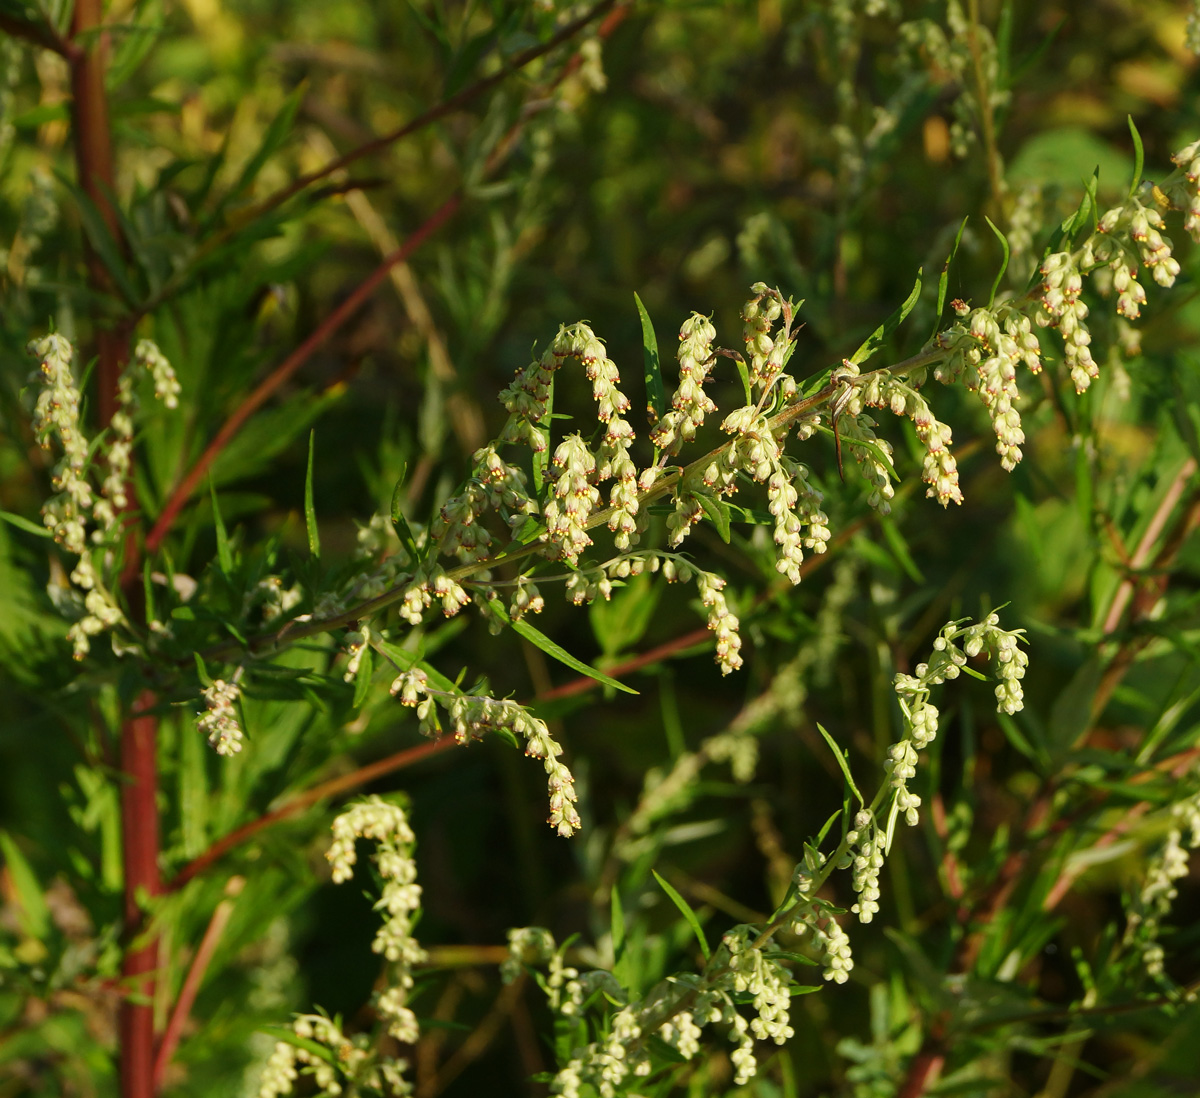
[138,193,461,566]
[118,692,162,1098]
[69,6,157,1097]
[69,0,126,424]
[152,877,244,1090]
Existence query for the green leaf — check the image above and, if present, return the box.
[984,216,1010,308]
[375,639,458,694]
[879,515,924,584]
[610,886,629,983]
[445,28,498,97]
[221,84,305,215]
[352,643,374,709]
[304,430,320,558]
[1127,115,1145,199]
[696,493,731,543]
[58,174,140,304]
[0,510,51,538]
[258,1027,338,1067]
[723,502,774,526]
[734,353,752,405]
[634,292,665,424]
[933,218,969,339]
[816,723,863,805]
[209,480,232,573]
[389,464,423,563]
[651,869,710,961]
[531,375,554,497]
[0,832,50,940]
[487,599,637,694]
[816,807,843,845]
[848,269,922,367]
[590,572,661,658]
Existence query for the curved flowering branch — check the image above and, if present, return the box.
[502,616,1027,1094]
[259,797,425,1097]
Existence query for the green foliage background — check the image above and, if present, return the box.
[4,1,1200,1095]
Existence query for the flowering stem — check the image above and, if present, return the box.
[191,348,946,669]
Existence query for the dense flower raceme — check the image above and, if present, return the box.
[27,334,180,658]
[502,616,1026,1091]
[260,797,424,1097]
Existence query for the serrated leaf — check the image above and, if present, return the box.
[488,599,637,694]
[304,430,320,557]
[0,510,51,538]
[696,493,731,543]
[816,723,863,805]
[652,869,710,961]
[849,270,922,367]
[634,292,665,424]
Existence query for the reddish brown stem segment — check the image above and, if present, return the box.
[118,692,162,1098]
[69,5,156,1097]
[140,193,462,563]
[153,877,244,1090]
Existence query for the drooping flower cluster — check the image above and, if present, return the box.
[390,670,581,836]
[886,615,1026,833]
[724,926,795,1042]
[28,333,181,658]
[327,797,426,973]
[1124,777,1200,978]
[396,564,470,625]
[259,799,425,1097]
[197,677,245,756]
[740,281,797,398]
[650,313,718,456]
[847,809,883,922]
[929,301,1042,473]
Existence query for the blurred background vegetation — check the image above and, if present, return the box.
[4,0,1200,1095]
